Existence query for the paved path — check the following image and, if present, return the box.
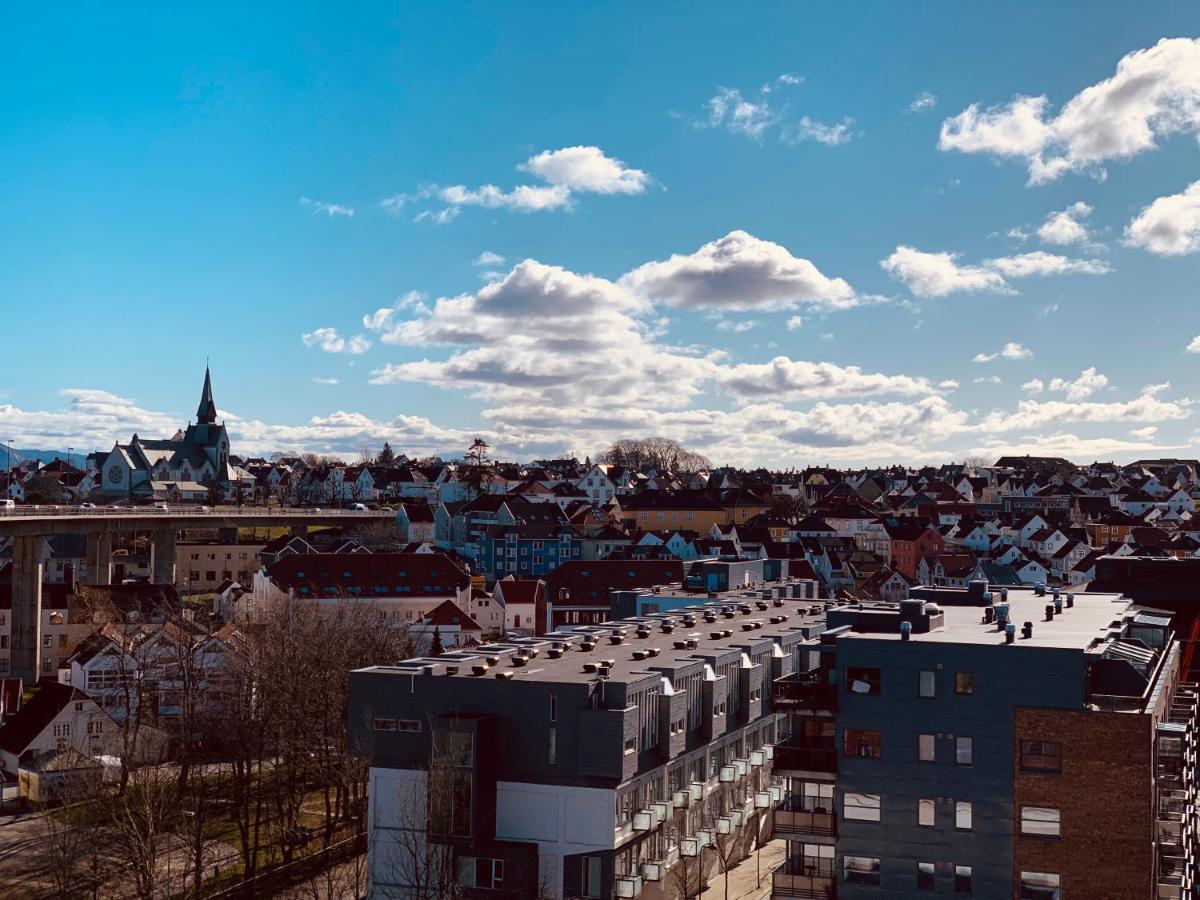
[699,839,785,900]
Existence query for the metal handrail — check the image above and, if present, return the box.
[0,503,389,519]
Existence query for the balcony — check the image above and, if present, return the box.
[772,671,838,713]
[773,806,836,841]
[772,859,835,899]
[773,737,837,775]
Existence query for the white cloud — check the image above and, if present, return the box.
[392,146,651,223]
[973,375,1002,384]
[1188,335,1200,354]
[702,87,782,139]
[1021,378,1045,393]
[311,377,339,385]
[939,38,1200,184]
[1037,303,1059,319]
[622,230,859,312]
[980,385,1189,431]
[786,316,804,331]
[1131,425,1158,440]
[881,246,1010,298]
[882,245,1110,297]
[519,146,651,195]
[1048,367,1108,400]
[1125,179,1200,255]
[301,327,372,355]
[472,251,506,267]
[299,196,354,217]
[974,342,1033,363]
[1036,201,1093,245]
[714,358,939,401]
[909,91,938,113]
[938,379,960,390]
[781,116,858,146]
[984,251,1111,278]
[714,318,758,333]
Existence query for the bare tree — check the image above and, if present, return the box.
[599,438,711,475]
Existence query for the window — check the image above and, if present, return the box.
[846,666,881,696]
[843,729,881,759]
[373,718,396,731]
[919,733,936,762]
[549,694,557,722]
[955,801,972,830]
[1020,872,1061,899]
[86,720,102,736]
[624,738,636,754]
[461,857,505,890]
[955,671,974,694]
[42,635,52,648]
[1020,806,1061,837]
[918,861,936,890]
[396,720,421,733]
[843,792,881,822]
[956,736,973,765]
[919,670,936,697]
[53,723,71,738]
[1020,739,1063,773]
[548,729,556,765]
[582,856,602,898]
[843,856,881,885]
[918,798,935,827]
[955,865,972,894]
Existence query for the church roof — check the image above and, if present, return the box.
[196,366,218,425]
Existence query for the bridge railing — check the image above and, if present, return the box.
[0,504,391,519]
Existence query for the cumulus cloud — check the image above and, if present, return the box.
[311,377,339,385]
[1048,367,1108,400]
[1021,378,1045,393]
[980,385,1189,431]
[983,251,1111,278]
[939,38,1200,184]
[622,230,858,311]
[1188,335,1200,354]
[1125,179,1200,255]
[472,251,506,267]
[301,328,372,355]
[299,196,354,217]
[702,87,784,139]
[714,358,940,401]
[882,245,1111,296]
[1036,201,1093,245]
[909,91,937,113]
[880,247,1010,298]
[713,318,758,333]
[1131,425,1159,440]
[973,375,1002,385]
[391,146,651,223]
[974,342,1033,363]
[694,80,856,146]
[786,316,804,331]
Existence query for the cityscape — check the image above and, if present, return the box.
[3,4,1200,900]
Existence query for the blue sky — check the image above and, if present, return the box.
[3,3,1200,466]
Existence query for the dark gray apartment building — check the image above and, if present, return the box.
[771,582,1197,900]
[348,579,827,899]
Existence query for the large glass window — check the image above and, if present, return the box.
[919,733,936,762]
[956,736,973,765]
[582,856,602,898]
[919,670,937,698]
[955,865,973,894]
[917,862,936,891]
[918,798,935,827]
[955,800,972,831]
[843,729,882,759]
[1020,806,1061,837]
[843,793,881,822]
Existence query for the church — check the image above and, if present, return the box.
[98,367,243,501]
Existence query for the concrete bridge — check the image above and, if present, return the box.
[0,506,396,681]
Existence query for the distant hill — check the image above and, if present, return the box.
[5,448,90,467]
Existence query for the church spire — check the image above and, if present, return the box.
[196,365,218,425]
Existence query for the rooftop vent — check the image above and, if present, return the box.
[1022,621,1034,640]
[583,662,598,673]
[610,634,625,645]
[511,656,528,667]
[756,601,768,611]
[632,650,647,661]
[495,671,514,680]
[661,623,675,633]
[547,648,562,659]
[773,599,784,607]
[1005,623,1016,644]
[486,656,500,666]
[647,647,661,657]
[471,664,489,676]
[636,628,650,639]
[1066,593,1075,608]
[580,641,595,652]
[674,639,689,649]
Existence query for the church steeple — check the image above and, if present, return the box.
[196,365,218,425]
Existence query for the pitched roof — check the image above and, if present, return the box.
[422,600,481,631]
[545,559,683,607]
[0,681,90,755]
[268,552,469,598]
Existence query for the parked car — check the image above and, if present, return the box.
[0,499,13,515]
[349,502,368,511]
[80,502,96,509]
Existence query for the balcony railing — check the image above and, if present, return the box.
[772,672,838,713]
[773,737,837,774]
[772,859,835,899]
[773,807,836,837]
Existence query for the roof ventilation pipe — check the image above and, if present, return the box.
[900,620,912,641]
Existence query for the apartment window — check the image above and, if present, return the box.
[42,635,52,648]
[53,723,71,738]
[919,670,936,698]
[548,729,557,765]
[956,736,973,765]
[918,798,935,827]
[582,856,602,898]
[955,865,973,894]
[955,801,973,830]
[86,720,102,736]
[919,733,936,762]
[846,666,881,696]
[1019,872,1061,899]
[1020,806,1061,837]
[549,694,557,722]
[843,792,881,822]
[396,720,421,733]
[373,718,397,731]
[843,856,881,885]
[1019,739,1063,773]
[955,671,974,694]
[624,738,636,754]
[461,857,504,890]
[917,861,936,890]
[843,728,881,759]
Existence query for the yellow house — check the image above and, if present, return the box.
[615,492,728,532]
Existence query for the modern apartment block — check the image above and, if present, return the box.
[348,580,831,899]
[770,580,1197,900]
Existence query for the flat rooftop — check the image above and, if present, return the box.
[841,587,1131,651]
[359,592,833,685]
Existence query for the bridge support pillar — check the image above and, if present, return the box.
[11,535,42,683]
[151,527,177,586]
[86,529,113,585]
